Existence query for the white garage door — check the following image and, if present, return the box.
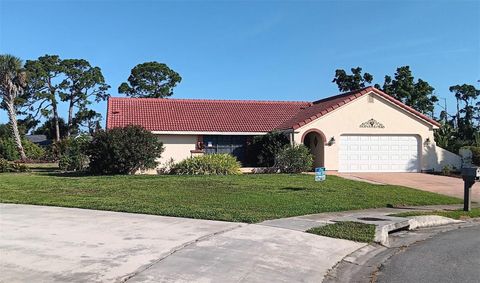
[339,135,420,172]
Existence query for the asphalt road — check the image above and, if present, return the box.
[377,224,480,283]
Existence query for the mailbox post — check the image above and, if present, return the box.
[461,167,478,211]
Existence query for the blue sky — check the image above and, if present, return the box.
[1,0,479,127]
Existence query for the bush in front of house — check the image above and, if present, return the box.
[58,135,91,171]
[274,144,313,173]
[0,138,18,160]
[0,137,45,161]
[0,158,29,173]
[86,125,164,175]
[171,154,241,175]
[22,139,46,160]
[251,131,290,167]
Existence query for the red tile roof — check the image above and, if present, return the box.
[106,87,440,132]
[106,98,311,132]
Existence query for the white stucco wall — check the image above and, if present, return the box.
[425,144,462,171]
[293,91,459,172]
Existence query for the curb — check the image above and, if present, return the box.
[374,215,464,246]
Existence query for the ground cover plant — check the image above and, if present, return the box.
[307,221,376,243]
[0,172,461,223]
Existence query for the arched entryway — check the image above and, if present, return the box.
[301,130,325,169]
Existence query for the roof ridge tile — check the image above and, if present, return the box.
[107,86,440,132]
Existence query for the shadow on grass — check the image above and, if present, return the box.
[281,187,307,191]
[40,171,96,178]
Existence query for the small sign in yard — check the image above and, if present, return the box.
[315,167,326,182]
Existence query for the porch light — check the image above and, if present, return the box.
[424,137,431,146]
[327,137,336,146]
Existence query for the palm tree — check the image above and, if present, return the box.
[0,54,27,161]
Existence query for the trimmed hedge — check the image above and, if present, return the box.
[172,154,241,175]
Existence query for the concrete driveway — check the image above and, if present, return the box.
[0,204,363,283]
[336,172,480,202]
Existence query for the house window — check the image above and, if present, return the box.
[203,135,249,164]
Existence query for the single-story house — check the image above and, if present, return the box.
[25,134,51,147]
[106,86,460,173]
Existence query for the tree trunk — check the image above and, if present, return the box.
[6,101,27,161]
[456,98,460,129]
[52,102,61,142]
[67,100,74,137]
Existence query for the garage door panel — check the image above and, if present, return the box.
[339,135,420,172]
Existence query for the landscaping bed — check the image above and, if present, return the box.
[0,172,461,223]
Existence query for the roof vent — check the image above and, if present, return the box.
[112,111,120,114]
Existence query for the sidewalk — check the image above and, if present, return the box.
[0,204,364,283]
[259,204,467,231]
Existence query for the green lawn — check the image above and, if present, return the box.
[391,208,480,220]
[307,221,376,243]
[0,172,461,223]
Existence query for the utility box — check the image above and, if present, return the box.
[461,167,478,211]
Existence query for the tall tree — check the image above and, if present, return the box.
[332,67,373,92]
[59,59,109,137]
[73,107,102,135]
[24,55,63,141]
[0,54,28,160]
[33,117,68,140]
[377,66,438,116]
[449,84,480,140]
[118,62,182,98]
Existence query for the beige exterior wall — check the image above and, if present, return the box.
[156,134,198,163]
[137,134,197,174]
[425,145,462,171]
[293,91,459,172]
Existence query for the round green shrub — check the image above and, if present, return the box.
[0,138,45,161]
[22,139,45,160]
[172,154,241,175]
[86,125,164,175]
[274,145,313,173]
[251,132,290,167]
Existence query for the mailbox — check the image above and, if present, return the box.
[461,167,480,182]
[461,167,478,211]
